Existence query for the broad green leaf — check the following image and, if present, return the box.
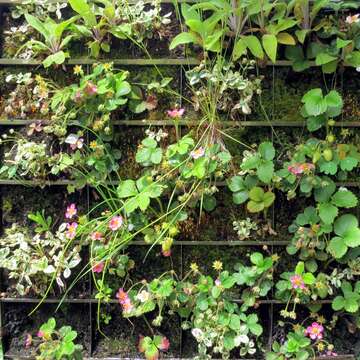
[169,32,200,50]
[318,203,338,224]
[69,0,96,27]
[262,34,277,63]
[233,38,247,60]
[117,180,138,198]
[328,236,347,258]
[259,142,275,160]
[332,189,358,208]
[334,214,358,236]
[302,88,327,116]
[277,32,296,45]
[43,51,66,68]
[243,35,264,59]
[315,52,337,66]
[249,187,264,201]
[257,161,274,184]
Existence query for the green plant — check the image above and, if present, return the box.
[138,335,170,360]
[301,88,343,131]
[36,318,83,360]
[0,216,82,295]
[332,280,360,313]
[28,210,52,233]
[21,14,78,67]
[328,214,360,259]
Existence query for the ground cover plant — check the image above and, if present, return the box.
[0,0,360,359]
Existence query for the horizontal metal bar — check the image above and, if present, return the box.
[0,297,334,305]
[2,357,355,360]
[0,58,200,66]
[0,179,359,188]
[0,0,196,4]
[2,119,360,127]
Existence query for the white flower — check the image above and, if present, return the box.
[234,334,249,346]
[346,14,360,24]
[136,290,150,303]
[191,328,204,339]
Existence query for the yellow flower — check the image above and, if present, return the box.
[73,65,83,75]
[103,63,112,71]
[89,141,98,149]
[212,260,223,271]
[271,254,280,262]
[190,263,199,273]
[35,74,43,83]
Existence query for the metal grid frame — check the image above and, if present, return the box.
[0,1,359,358]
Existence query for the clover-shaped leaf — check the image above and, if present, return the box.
[328,214,360,258]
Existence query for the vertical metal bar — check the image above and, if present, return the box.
[178,61,184,359]
[85,61,93,357]
[268,64,276,351]
[0,4,5,352]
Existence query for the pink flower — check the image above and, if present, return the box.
[65,133,84,150]
[24,334,32,348]
[167,108,185,118]
[122,298,134,313]
[288,162,315,176]
[346,14,359,24]
[37,330,44,338]
[305,322,324,340]
[162,249,171,257]
[91,231,103,241]
[326,351,338,357]
[74,90,83,103]
[116,288,129,304]
[109,215,123,231]
[116,288,134,313]
[92,262,104,273]
[66,222,78,239]
[215,278,221,287]
[84,81,98,95]
[190,147,205,160]
[65,203,77,219]
[159,336,170,351]
[70,138,84,150]
[290,274,306,290]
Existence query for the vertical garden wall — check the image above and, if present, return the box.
[0,0,360,359]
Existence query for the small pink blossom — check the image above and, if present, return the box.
[122,298,134,313]
[346,14,359,24]
[290,274,306,290]
[288,162,315,176]
[167,108,185,118]
[116,288,129,304]
[92,262,104,273]
[24,334,32,348]
[74,90,83,103]
[66,222,78,239]
[116,288,133,313]
[109,215,123,231]
[159,336,170,351]
[91,231,103,241]
[37,330,44,338]
[190,147,205,160]
[70,138,84,150]
[162,249,171,257]
[65,203,77,219]
[215,278,221,287]
[326,351,338,357]
[84,81,98,95]
[305,322,324,340]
